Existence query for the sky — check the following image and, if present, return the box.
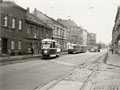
[8,0,120,44]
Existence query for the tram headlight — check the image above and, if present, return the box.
[44,50,48,54]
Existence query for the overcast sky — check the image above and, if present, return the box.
[9,0,120,44]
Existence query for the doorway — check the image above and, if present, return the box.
[2,38,8,54]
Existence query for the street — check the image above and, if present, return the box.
[0,49,120,90]
[1,0,120,90]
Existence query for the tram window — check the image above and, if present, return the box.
[50,42,55,48]
[73,46,77,48]
[53,42,55,48]
[50,43,53,48]
[68,45,73,49]
[42,43,51,48]
[50,42,57,48]
[57,44,60,48]
[56,43,60,48]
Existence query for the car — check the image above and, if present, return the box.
[90,48,95,52]
[90,48,100,52]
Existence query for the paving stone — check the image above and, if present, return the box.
[64,68,92,82]
[90,71,120,90]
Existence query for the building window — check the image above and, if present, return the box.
[54,29,55,35]
[53,26,56,35]
[34,30,37,38]
[36,28,39,36]
[30,26,33,35]
[34,28,38,37]
[11,40,15,49]
[19,20,22,30]
[12,17,15,28]
[27,27,30,34]
[3,15,8,27]
[18,41,22,49]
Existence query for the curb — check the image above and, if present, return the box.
[0,55,41,65]
[0,52,68,65]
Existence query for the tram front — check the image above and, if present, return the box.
[41,39,60,58]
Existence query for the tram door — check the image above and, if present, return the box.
[2,38,8,54]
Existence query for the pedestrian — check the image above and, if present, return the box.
[111,47,113,54]
[30,46,34,56]
[8,49,11,56]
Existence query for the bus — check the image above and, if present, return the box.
[41,39,61,58]
[68,44,87,54]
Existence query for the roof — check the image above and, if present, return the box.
[32,9,54,24]
[0,1,26,11]
[57,19,78,27]
[42,39,57,42]
[32,9,67,28]
[26,13,47,26]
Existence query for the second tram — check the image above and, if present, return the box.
[68,44,87,54]
[41,39,61,58]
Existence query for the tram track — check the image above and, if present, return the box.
[34,51,108,90]
[79,60,100,90]
[78,52,107,90]
[48,52,104,68]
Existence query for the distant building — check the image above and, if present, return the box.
[87,33,91,50]
[32,9,67,51]
[57,19,83,46]
[112,5,120,54]
[82,29,88,46]
[89,33,96,49]
[0,1,27,56]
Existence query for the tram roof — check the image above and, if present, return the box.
[41,39,57,42]
[79,45,87,46]
[70,44,87,47]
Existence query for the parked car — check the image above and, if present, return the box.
[90,47,100,52]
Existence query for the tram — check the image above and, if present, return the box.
[68,44,87,54]
[41,39,61,58]
[80,45,87,53]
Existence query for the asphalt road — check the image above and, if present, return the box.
[0,50,107,90]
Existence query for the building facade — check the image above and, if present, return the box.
[112,5,120,54]
[82,29,88,46]
[89,33,96,49]
[32,9,67,51]
[87,33,91,50]
[0,1,27,56]
[57,19,83,46]
[26,11,52,54]
[0,1,52,56]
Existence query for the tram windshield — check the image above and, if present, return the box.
[68,45,73,49]
[42,39,58,49]
[42,43,51,49]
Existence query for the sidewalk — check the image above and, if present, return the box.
[0,54,41,63]
[107,51,120,67]
[0,52,68,64]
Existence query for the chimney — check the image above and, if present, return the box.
[34,8,37,16]
[27,7,30,13]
